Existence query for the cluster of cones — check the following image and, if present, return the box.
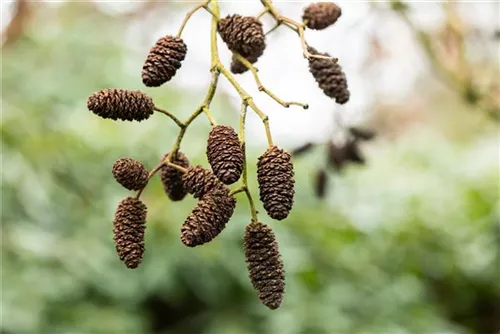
[107,122,294,309]
[85,2,349,310]
[292,127,376,199]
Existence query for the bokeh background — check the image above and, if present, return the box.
[2,1,499,333]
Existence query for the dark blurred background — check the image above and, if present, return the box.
[1,1,499,333]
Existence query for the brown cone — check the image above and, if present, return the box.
[142,35,187,87]
[207,125,244,185]
[230,53,259,74]
[181,189,236,247]
[113,197,147,269]
[308,47,350,104]
[257,146,295,221]
[345,139,365,164]
[159,151,190,201]
[112,157,149,191]
[349,127,376,141]
[303,2,342,30]
[327,140,347,171]
[87,89,154,121]
[314,168,329,199]
[182,165,228,199]
[244,222,285,310]
[218,15,266,59]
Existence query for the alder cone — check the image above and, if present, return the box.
[314,168,329,199]
[181,190,236,247]
[230,53,259,74]
[218,15,266,59]
[142,36,187,87]
[244,222,285,310]
[159,151,190,201]
[207,125,244,185]
[112,157,149,191]
[182,165,228,199]
[113,197,147,269]
[308,47,350,104]
[257,145,295,221]
[302,2,342,30]
[345,139,365,164]
[87,89,154,121]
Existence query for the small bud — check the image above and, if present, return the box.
[257,146,295,220]
[244,222,285,310]
[112,157,149,191]
[113,197,147,269]
[87,89,154,121]
[207,125,244,185]
[142,35,187,87]
[303,2,342,30]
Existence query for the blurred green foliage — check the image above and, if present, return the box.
[1,3,499,334]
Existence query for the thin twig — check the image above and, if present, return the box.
[135,162,165,199]
[238,102,259,222]
[229,186,246,196]
[260,0,331,60]
[154,106,185,127]
[166,162,188,173]
[177,0,211,37]
[234,53,309,109]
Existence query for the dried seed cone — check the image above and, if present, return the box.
[345,139,365,164]
[314,168,329,199]
[244,222,285,310]
[142,35,187,87]
[303,2,342,30]
[112,157,149,191]
[87,89,154,121]
[159,151,190,201]
[113,197,147,269]
[230,54,259,74]
[257,146,295,221]
[182,165,227,199]
[218,15,266,59]
[181,190,236,247]
[308,47,350,104]
[207,125,244,185]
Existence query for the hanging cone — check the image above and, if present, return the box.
[87,89,154,121]
[302,2,342,30]
[113,197,147,269]
[308,47,350,104]
[218,15,266,59]
[180,189,236,247]
[257,146,295,220]
[112,157,149,191]
[182,165,228,199]
[327,140,347,171]
[142,35,187,87]
[206,125,244,185]
[244,222,285,310]
[314,168,329,199]
[230,53,259,74]
[159,151,190,201]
